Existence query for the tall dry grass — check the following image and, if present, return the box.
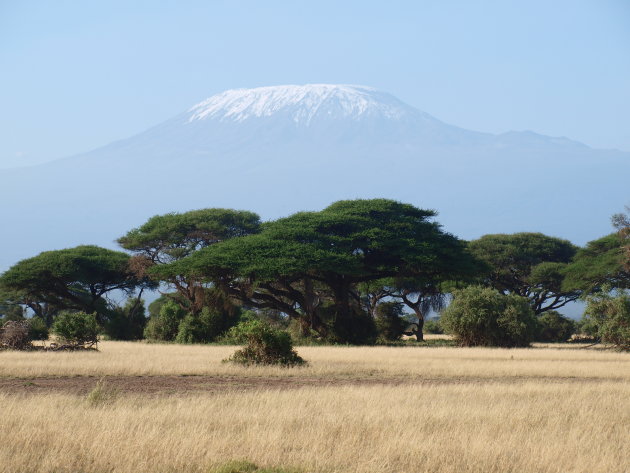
[1,381,628,473]
[1,341,629,381]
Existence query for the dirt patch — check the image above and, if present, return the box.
[0,374,616,397]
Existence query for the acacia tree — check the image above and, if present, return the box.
[563,233,630,293]
[468,233,581,314]
[118,208,260,314]
[165,199,477,344]
[0,245,152,325]
[612,206,630,272]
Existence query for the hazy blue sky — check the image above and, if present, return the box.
[1,0,629,168]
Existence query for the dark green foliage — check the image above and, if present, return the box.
[119,208,260,314]
[176,199,476,344]
[423,318,444,334]
[534,311,576,342]
[582,290,630,350]
[52,312,99,347]
[563,234,630,293]
[175,306,237,343]
[469,233,580,314]
[148,295,171,318]
[441,286,537,347]
[374,301,406,342]
[225,320,305,366]
[0,245,153,322]
[27,317,49,340]
[104,298,147,340]
[143,300,186,341]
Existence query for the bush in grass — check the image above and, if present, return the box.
[176,307,230,344]
[375,301,406,342]
[225,320,305,366]
[27,317,49,340]
[143,300,186,341]
[441,286,537,347]
[0,320,32,350]
[535,311,576,342]
[582,290,630,350]
[52,311,99,347]
[104,298,147,340]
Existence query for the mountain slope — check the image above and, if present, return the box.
[0,84,627,272]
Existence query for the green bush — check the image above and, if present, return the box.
[52,312,99,346]
[374,301,406,342]
[176,307,230,343]
[535,311,576,342]
[325,306,377,345]
[582,291,630,350]
[104,298,147,340]
[27,317,49,340]
[225,320,305,366]
[423,318,444,334]
[143,300,186,341]
[441,286,537,347]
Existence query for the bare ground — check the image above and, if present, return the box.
[0,373,617,397]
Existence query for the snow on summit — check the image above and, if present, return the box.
[187,84,427,125]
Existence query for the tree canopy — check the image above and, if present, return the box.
[468,232,580,314]
[563,233,630,293]
[0,245,151,323]
[118,208,261,313]
[160,199,479,343]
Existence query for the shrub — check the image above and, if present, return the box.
[143,300,186,341]
[326,306,377,345]
[423,318,444,334]
[0,320,32,350]
[375,301,406,342]
[582,290,630,350]
[27,317,49,340]
[104,298,147,340]
[225,320,305,366]
[535,311,576,342]
[86,378,119,407]
[51,312,99,347]
[176,307,230,343]
[441,286,537,347]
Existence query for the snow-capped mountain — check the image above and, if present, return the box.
[0,84,627,272]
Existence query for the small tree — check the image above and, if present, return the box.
[104,298,147,340]
[225,320,305,366]
[52,312,99,347]
[582,290,630,350]
[441,286,537,347]
[535,311,576,342]
[143,300,186,341]
[176,306,238,343]
[374,301,406,342]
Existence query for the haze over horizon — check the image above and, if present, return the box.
[1,0,629,169]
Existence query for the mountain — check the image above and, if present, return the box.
[0,84,627,272]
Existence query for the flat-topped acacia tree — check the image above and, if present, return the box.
[468,232,581,315]
[118,208,260,313]
[160,199,479,343]
[0,245,152,325]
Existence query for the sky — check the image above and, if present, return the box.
[1,0,629,168]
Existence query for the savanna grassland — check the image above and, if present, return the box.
[1,341,629,473]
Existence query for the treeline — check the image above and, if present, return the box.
[1,199,628,348]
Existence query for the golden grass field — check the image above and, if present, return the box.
[1,341,629,473]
